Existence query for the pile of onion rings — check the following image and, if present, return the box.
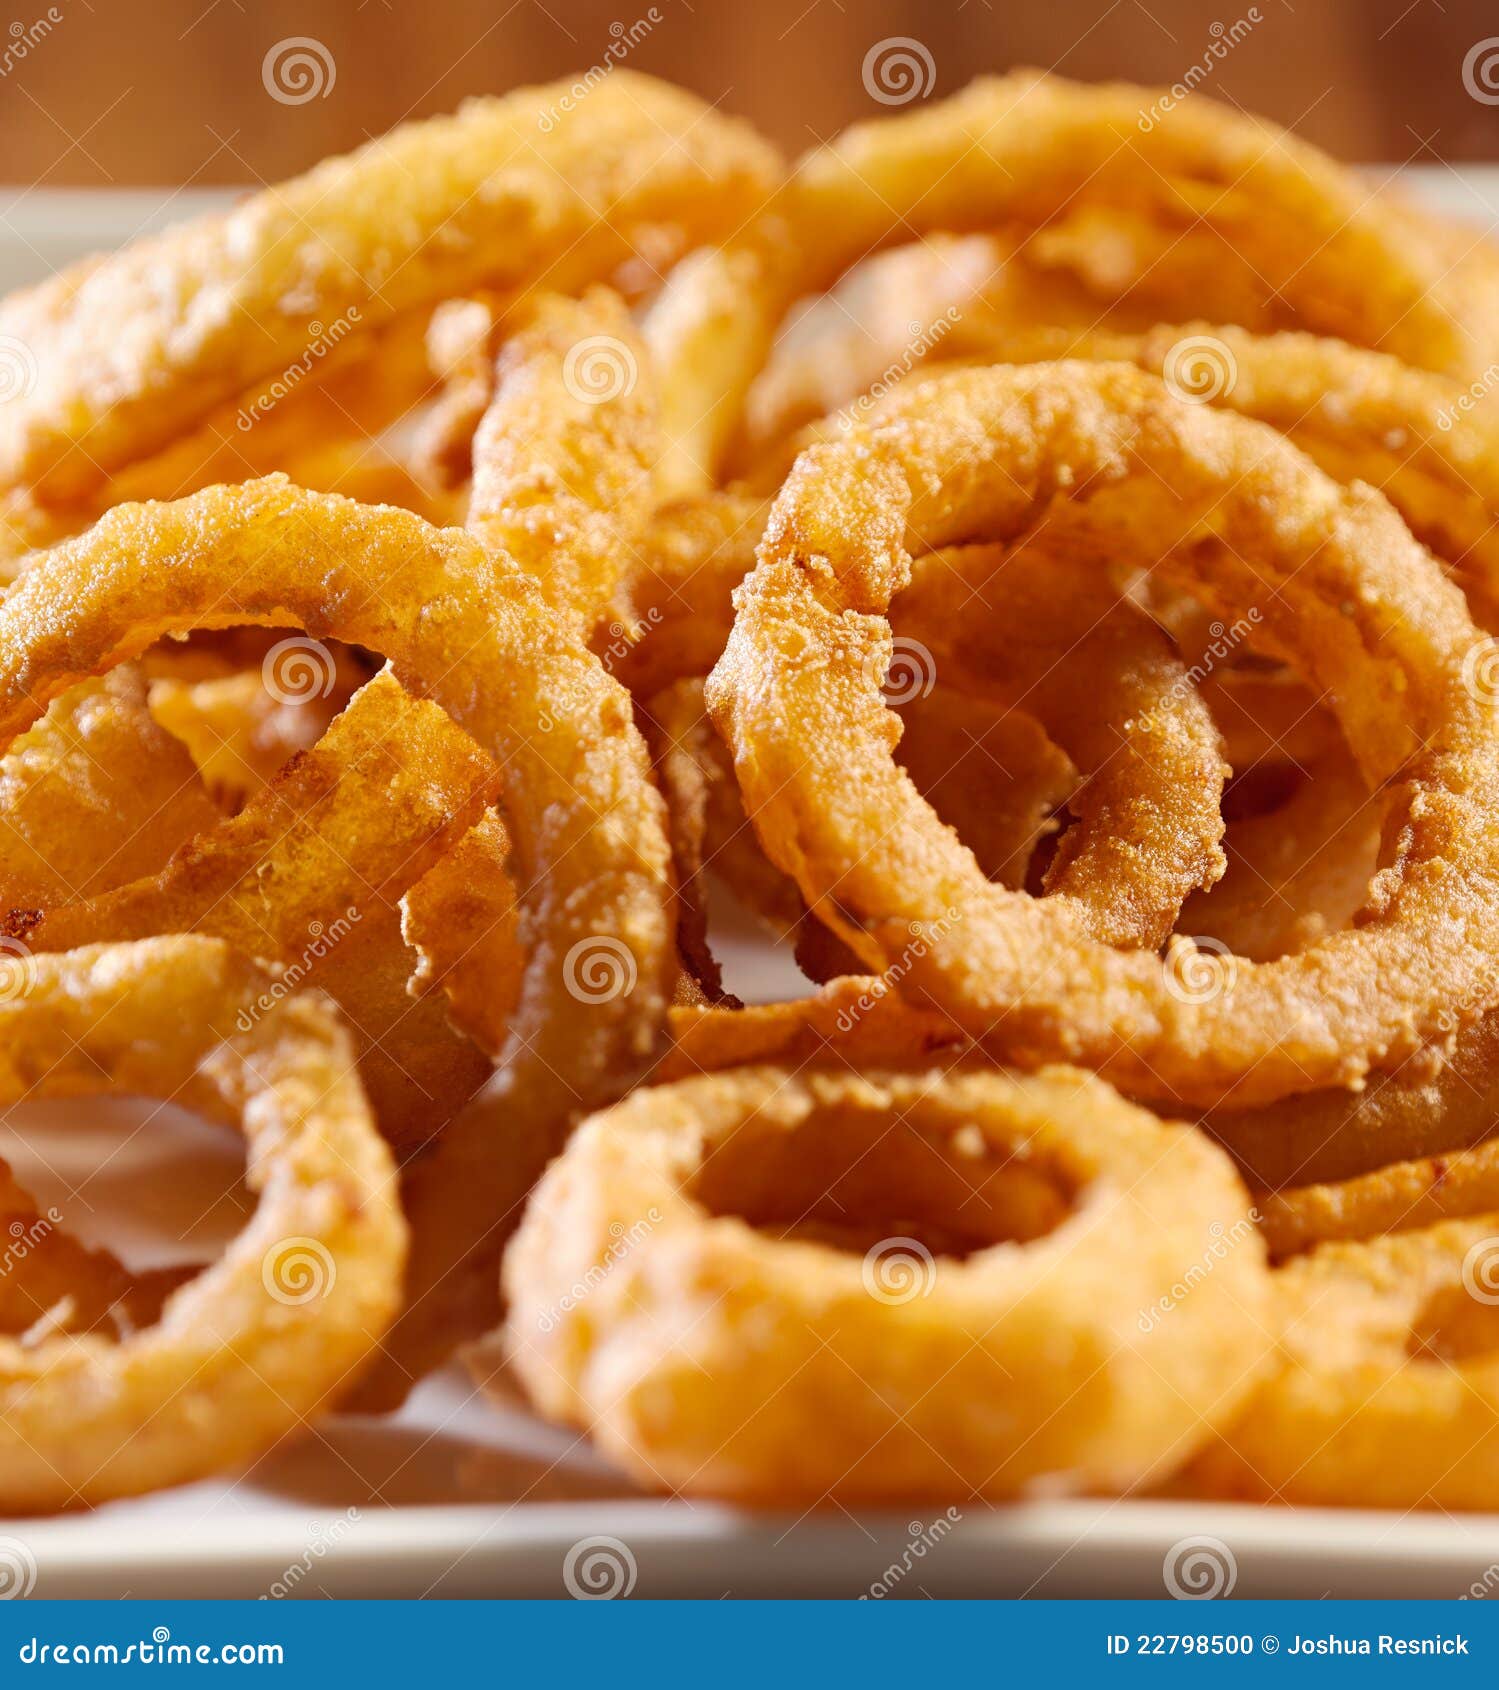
[5,64,1499,1518]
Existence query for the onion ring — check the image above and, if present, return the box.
[892,537,1228,948]
[617,492,772,696]
[982,323,1499,632]
[504,1064,1271,1503]
[1207,1014,1499,1194]
[27,670,497,1149]
[0,936,403,1511]
[1186,1218,1499,1508]
[0,1162,189,1341]
[0,476,676,1385]
[707,362,1499,1106]
[466,288,659,629]
[648,71,1495,490]
[1180,753,1381,963]
[0,668,219,909]
[0,312,448,584]
[401,809,525,1064]
[644,677,1078,993]
[1258,1143,1499,1258]
[657,975,970,1081]
[635,513,1226,954]
[0,73,778,498]
[144,644,367,811]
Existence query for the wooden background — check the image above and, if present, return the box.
[2,0,1497,187]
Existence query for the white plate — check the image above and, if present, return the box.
[3,167,1499,1601]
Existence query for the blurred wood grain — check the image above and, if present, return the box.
[0,0,1495,187]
